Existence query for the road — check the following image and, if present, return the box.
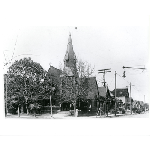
[6,111,149,119]
[115,112,149,118]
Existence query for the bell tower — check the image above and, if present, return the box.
[60,33,79,103]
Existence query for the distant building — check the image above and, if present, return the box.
[111,88,129,104]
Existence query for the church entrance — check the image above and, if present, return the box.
[76,99,89,113]
[60,101,74,111]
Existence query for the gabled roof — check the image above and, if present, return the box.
[98,86,114,98]
[47,66,62,90]
[83,77,99,99]
[98,87,106,97]
[111,88,129,97]
[48,66,62,77]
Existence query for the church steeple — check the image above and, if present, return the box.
[68,32,72,44]
[64,33,76,68]
[61,33,79,103]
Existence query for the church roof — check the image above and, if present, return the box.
[47,66,62,89]
[82,77,99,99]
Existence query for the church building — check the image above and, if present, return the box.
[60,33,79,111]
[47,33,99,114]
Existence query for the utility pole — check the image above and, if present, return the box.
[115,71,117,116]
[98,68,111,117]
[129,82,134,114]
[130,82,132,114]
[5,75,8,116]
[144,95,146,112]
[49,64,55,118]
[98,68,111,87]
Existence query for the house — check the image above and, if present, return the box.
[98,86,115,112]
[111,88,129,104]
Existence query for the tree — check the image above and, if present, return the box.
[77,58,95,78]
[76,58,95,100]
[60,57,95,115]
[4,74,25,116]
[5,57,46,116]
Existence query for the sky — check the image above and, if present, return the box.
[1,0,150,140]
[2,26,149,103]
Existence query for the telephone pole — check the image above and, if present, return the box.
[98,68,111,87]
[115,71,117,116]
[130,82,132,114]
[5,75,8,116]
[98,68,111,117]
[144,95,146,112]
[129,82,134,114]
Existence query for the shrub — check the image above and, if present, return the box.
[8,100,18,114]
[28,103,42,114]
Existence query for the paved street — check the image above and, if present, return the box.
[114,111,149,118]
[5,111,149,119]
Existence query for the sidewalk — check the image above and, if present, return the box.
[6,113,74,119]
[5,111,149,119]
[5,113,123,119]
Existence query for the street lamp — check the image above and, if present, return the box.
[40,77,55,118]
[50,86,55,118]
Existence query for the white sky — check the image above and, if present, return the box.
[1,0,150,141]
[2,26,149,103]
[1,0,150,103]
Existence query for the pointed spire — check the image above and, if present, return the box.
[64,33,76,71]
[68,32,72,44]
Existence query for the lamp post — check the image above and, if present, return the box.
[50,86,55,118]
[40,77,55,118]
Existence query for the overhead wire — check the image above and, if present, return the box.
[116,72,145,99]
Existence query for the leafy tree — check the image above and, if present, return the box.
[76,58,95,100]
[60,57,95,115]
[5,57,46,116]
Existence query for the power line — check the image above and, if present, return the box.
[116,72,130,84]
[116,72,145,100]
[108,75,115,87]
[10,29,20,64]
